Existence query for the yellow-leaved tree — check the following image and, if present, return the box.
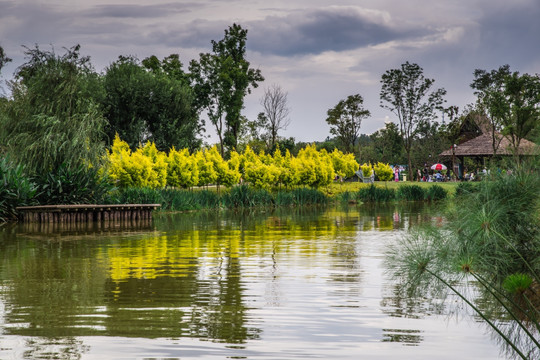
[360,163,373,181]
[194,149,218,188]
[330,149,359,179]
[373,162,393,182]
[296,145,334,188]
[167,147,199,188]
[139,141,168,188]
[241,146,278,189]
[206,146,240,188]
[107,135,158,188]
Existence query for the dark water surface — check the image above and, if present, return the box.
[0,204,504,359]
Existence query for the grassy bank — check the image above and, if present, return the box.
[323,181,460,197]
[105,181,462,212]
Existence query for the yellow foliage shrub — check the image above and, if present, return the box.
[167,147,199,188]
[194,150,217,187]
[330,149,359,178]
[360,163,373,178]
[373,162,393,181]
[107,135,161,188]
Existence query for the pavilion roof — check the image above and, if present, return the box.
[440,133,539,157]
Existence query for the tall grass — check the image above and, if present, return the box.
[387,162,540,359]
[356,184,395,202]
[221,185,274,208]
[454,182,478,197]
[424,185,447,201]
[106,185,329,211]
[276,187,328,206]
[0,157,37,222]
[34,163,115,205]
[396,185,425,201]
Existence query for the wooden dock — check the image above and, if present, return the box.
[16,204,161,223]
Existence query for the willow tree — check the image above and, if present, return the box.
[380,62,446,179]
[0,45,11,74]
[1,45,106,175]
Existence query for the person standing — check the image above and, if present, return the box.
[394,165,399,182]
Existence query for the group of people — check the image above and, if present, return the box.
[417,167,449,182]
[463,168,489,181]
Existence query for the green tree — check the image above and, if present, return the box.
[142,55,202,152]
[103,55,201,151]
[380,62,446,179]
[326,94,370,154]
[368,122,404,165]
[0,44,106,174]
[410,120,449,172]
[470,65,511,155]
[472,66,540,158]
[499,72,540,158]
[102,56,151,148]
[190,24,264,156]
[0,45,11,74]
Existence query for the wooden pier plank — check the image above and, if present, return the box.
[16,204,161,223]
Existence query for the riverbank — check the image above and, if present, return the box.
[106,181,463,212]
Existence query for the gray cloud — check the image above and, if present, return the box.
[152,6,432,56]
[248,8,422,56]
[82,2,203,19]
[1,0,539,141]
[475,2,540,70]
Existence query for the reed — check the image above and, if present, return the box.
[356,184,395,202]
[454,181,478,197]
[424,184,447,201]
[387,161,540,359]
[395,184,425,201]
[276,187,328,206]
[221,185,274,208]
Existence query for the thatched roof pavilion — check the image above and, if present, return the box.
[440,133,539,157]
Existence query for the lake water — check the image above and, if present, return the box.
[0,204,505,359]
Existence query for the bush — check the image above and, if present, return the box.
[454,181,478,197]
[35,163,115,205]
[0,157,37,222]
[108,187,162,205]
[425,185,448,201]
[221,185,274,208]
[360,163,372,178]
[276,187,328,206]
[356,184,395,202]
[373,162,393,182]
[396,185,425,201]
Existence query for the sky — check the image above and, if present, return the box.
[1,0,539,144]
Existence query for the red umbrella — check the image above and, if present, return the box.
[430,163,447,171]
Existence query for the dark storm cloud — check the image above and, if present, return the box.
[154,6,429,56]
[248,7,423,56]
[83,2,203,19]
[475,2,540,70]
[0,1,208,54]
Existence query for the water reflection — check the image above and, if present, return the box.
[0,203,500,359]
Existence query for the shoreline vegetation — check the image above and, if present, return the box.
[387,163,540,360]
[1,176,460,223]
[107,181,457,213]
